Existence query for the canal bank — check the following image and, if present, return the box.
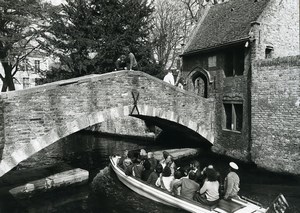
[0,132,299,213]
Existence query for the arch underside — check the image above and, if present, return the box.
[0,105,214,177]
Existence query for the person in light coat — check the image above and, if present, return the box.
[163,70,175,85]
[224,162,240,200]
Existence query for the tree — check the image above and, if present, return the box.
[0,0,46,91]
[40,0,157,82]
[40,0,99,78]
[150,0,190,72]
[150,0,207,73]
[179,0,206,24]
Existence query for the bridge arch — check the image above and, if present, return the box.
[0,104,214,177]
[0,71,216,177]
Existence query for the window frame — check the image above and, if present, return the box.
[223,101,243,132]
[34,60,40,73]
[265,46,273,59]
[23,77,30,89]
[208,55,217,68]
[224,47,245,77]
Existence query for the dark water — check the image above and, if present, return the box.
[0,131,299,213]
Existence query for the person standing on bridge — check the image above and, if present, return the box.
[163,70,175,85]
[123,46,138,71]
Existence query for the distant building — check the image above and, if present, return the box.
[0,49,52,91]
[181,0,299,161]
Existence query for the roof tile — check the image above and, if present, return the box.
[184,0,270,55]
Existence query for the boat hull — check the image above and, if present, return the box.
[9,168,89,199]
[110,156,267,213]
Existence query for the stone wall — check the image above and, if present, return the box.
[255,0,300,59]
[87,117,156,139]
[251,56,300,174]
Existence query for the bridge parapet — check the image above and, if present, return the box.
[0,71,216,177]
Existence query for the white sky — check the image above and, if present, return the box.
[49,0,65,5]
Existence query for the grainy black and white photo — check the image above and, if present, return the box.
[0,0,299,212]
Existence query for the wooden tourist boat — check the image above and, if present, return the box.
[9,168,89,199]
[110,155,278,213]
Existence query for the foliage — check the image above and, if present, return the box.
[0,0,47,91]
[40,0,159,82]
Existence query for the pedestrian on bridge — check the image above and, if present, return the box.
[115,54,127,70]
[163,70,175,85]
[123,46,138,71]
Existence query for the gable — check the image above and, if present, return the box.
[183,0,271,55]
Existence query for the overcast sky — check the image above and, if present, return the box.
[49,0,65,5]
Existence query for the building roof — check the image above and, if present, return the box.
[183,0,271,55]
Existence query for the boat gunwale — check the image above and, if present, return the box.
[110,156,215,212]
[109,156,269,213]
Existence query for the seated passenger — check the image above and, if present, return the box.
[140,149,148,160]
[125,152,139,176]
[165,155,176,176]
[159,150,170,168]
[147,152,158,171]
[193,167,220,206]
[173,171,199,200]
[141,159,152,181]
[190,160,204,185]
[132,159,144,179]
[170,170,182,195]
[147,163,163,186]
[118,150,129,170]
[156,166,174,192]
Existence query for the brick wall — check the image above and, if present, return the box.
[182,47,253,161]
[254,0,300,59]
[251,56,300,174]
[87,117,155,139]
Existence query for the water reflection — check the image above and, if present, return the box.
[0,131,299,213]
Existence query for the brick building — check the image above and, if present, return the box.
[181,0,300,173]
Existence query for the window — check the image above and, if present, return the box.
[23,77,29,89]
[34,60,40,73]
[223,102,243,131]
[208,55,217,67]
[20,59,29,72]
[265,46,273,59]
[224,48,244,77]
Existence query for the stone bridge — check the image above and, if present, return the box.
[0,71,216,177]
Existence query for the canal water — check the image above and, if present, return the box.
[0,131,299,213]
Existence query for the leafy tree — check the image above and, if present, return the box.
[41,0,158,82]
[40,0,99,78]
[92,0,156,74]
[0,0,46,91]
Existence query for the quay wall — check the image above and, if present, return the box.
[251,56,300,174]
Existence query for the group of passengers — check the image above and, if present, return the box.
[117,149,240,206]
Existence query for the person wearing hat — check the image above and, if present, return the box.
[224,162,240,200]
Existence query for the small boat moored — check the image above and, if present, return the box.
[9,168,89,199]
[110,155,271,213]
